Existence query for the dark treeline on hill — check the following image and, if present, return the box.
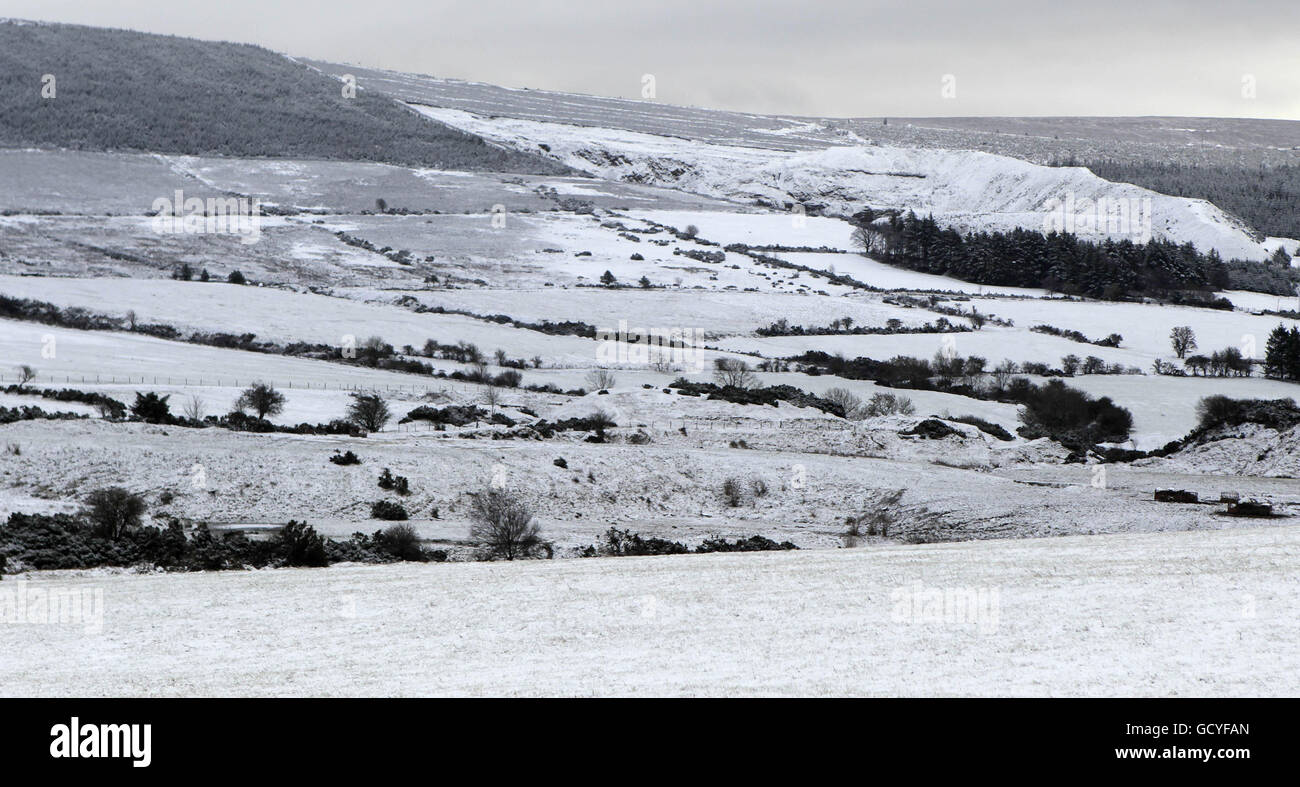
[0,20,566,174]
[1075,159,1300,242]
[854,211,1295,299]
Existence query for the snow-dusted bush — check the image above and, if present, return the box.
[470,488,546,560]
[371,500,409,521]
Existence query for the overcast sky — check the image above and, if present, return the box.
[3,0,1298,120]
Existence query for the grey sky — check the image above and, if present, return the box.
[3,0,1298,119]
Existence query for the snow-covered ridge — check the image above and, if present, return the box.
[413,105,1274,261]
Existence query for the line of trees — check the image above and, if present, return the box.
[854,211,1237,300]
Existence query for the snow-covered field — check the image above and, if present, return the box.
[6,524,1297,696]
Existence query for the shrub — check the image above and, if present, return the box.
[84,487,146,540]
[469,488,544,560]
[329,450,362,465]
[585,369,617,390]
[579,528,690,557]
[1017,379,1133,445]
[494,369,523,388]
[844,489,905,544]
[722,477,745,507]
[378,468,411,495]
[1195,396,1300,432]
[696,535,797,553]
[347,392,391,433]
[276,521,328,567]
[948,415,1014,441]
[400,404,489,427]
[129,391,172,423]
[823,387,864,419]
[371,500,409,521]
[375,524,426,562]
[235,382,285,420]
[15,364,36,388]
[862,392,915,417]
[901,419,963,439]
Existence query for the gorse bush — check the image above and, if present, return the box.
[276,521,328,567]
[578,529,798,557]
[374,524,424,562]
[1017,379,1133,445]
[370,500,409,521]
[0,513,441,573]
[129,392,172,423]
[377,468,410,496]
[579,528,690,557]
[1195,396,1300,432]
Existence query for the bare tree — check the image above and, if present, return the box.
[585,368,617,391]
[1170,326,1197,359]
[991,360,1018,390]
[347,392,391,433]
[125,309,138,330]
[15,364,36,389]
[182,395,205,421]
[851,225,889,256]
[469,488,544,560]
[823,387,864,419]
[862,393,916,417]
[712,358,756,389]
[481,384,501,411]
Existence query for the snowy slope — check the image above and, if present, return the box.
[412,106,1274,261]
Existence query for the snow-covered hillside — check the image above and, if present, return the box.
[412,106,1276,261]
